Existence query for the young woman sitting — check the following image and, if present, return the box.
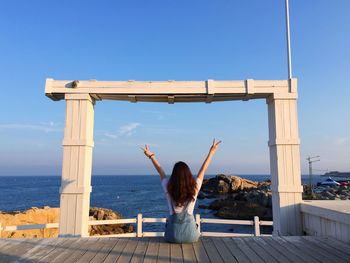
[141,139,221,243]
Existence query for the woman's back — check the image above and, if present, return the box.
[163,179,201,243]
[161,177,203,215]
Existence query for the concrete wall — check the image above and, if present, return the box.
[301,200,350,243]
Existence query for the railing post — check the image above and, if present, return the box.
[195,214,201,234]
[254,216,260,236]
[137,214,143,237]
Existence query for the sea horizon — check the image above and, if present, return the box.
[0,173,323,177]
[0,174,328,234]
[0,174,325,212]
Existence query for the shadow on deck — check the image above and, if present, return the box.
[0,236,349,263]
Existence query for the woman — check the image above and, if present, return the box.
[141,139,221,243]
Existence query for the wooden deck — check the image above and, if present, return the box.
[0,236,349,263]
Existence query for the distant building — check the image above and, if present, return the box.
[323,171,350,177]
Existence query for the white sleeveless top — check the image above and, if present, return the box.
[161,177,203,215]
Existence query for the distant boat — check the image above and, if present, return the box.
[322,171,350,177]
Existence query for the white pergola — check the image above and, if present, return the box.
[45,78,303,237]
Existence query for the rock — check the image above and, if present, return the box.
[89,207,133,236]
[215,201,272,221]
[250,191,271,207]
[257,181,271,191]
[328,188,336,194]
[322,191,335,199]
[208,198,236,210]
[301,182,350,200]
[0,207,59,238]
[337,186,350,196]
[217,180,230,194]
[202,175,273,221]
[229,176,258,191]
[206,193,218,199]
[201,178,218,193]
[197,192,206,199]
[201,174,258,194]
[0,206,132,238]
[234,192,248,201]
[207,190,272,220]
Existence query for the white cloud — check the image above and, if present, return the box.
[142,110,176,121]
[119,122,141,136]
[104,122,141,139]
[104,132,118,139]
[40,121,60,127]
[335,137,350,145]
[143,126,190,135]
[0,122,62,133]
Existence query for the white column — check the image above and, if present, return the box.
[59,94,95,237]
[267,83,303,236]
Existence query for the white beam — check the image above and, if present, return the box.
[45,79,294,102]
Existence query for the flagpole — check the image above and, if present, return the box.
[285,0,292,79]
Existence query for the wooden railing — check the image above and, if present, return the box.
[0,214,273,238]
[0,222,59,232]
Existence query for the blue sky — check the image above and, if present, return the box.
[0,0,349,176]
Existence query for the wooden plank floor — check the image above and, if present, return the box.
[0,236,349,263]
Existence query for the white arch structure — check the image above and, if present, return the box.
[45,78,303,237]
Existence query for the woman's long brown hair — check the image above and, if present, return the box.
[167,161,197,207]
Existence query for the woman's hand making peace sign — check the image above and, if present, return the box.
[209,139,222,155]
[141,144,166,180]
[141,144,154,158]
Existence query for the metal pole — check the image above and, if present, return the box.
[306,156,320,195]
[309,160,313,194]
[285,0,292,79]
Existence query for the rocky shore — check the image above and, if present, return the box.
[303,185,350,200]
[0,206,133,238]
[89,207,133,236]
[198,174,273,220]
[199,174,350,221]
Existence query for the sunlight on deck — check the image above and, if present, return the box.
[0,236,349,263]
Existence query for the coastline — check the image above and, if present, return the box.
[0,207,133,238]
[1,174,348,238]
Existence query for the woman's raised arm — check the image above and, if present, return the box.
[141,145,166,181]
[197,139,221,182]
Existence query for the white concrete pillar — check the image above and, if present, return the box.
[59,94,95,237]
[267,83,303,236]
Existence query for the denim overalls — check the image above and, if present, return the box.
[164,200,200,243]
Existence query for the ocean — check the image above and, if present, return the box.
[0,174,323,233]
